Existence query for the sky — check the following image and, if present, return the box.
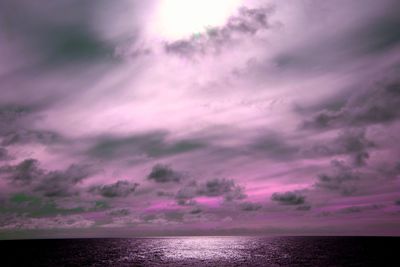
[0,0,400,239]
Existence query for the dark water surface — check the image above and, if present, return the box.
[1,236,398,266]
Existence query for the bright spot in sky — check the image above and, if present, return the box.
[152,0,242,40]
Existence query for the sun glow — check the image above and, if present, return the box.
[152,0,242,40]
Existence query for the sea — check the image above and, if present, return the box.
[0,236,398,266]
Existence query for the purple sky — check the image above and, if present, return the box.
[1,0,400,238]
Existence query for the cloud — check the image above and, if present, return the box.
[164,211,184,222]
[1,0,399,236]
[175,178,246,205]
[265,0,400,74]
[0,104,63,147]
[0,215,94,230]
[90,180,139,198]
[351,8,400,54]
[109,208,130,217]
[189,208,202,214]
[34,164,94,197]
[296,205,311,211]
[315,160,359,195]
[1,130,62,146]
[0,147,12,161]
[0,159,94,197]
[271,191,305,205]
[147,164,181,183]
[302,80,400,130]
[248,132,300,161]
[335,129,374,166]
[240,202,262,211]
[303,128,375,166]
[157,191,174,197]
[339,204,383,214]
[87,131,204,160]
[223,184,247,202]
[0,159,43,185]
[165,6,274,57]
[0,0,113,66]
[1,193,86,218]
[197,178,246,201]
[175,185,198,206]
[0,104,32,125]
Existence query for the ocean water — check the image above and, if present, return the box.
[1,236,398,266]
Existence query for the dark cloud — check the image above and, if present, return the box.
[271,191,305,205]
[223,185,247,202]
[92,200,110,211]
[0,214,93,230]
[87,131,204,160]
[0,147,12,161]
[90,180,139,198]
[165,6,274,57]
[147,164,181,183]
[0,159,93,197]
[0,0,113,66]
[197,178,246,201]
[249,132,299,161]
[164,211,184,222]
[315,160,359,195]
[303,128,374,166]
[156,191,174,197]
[395,199,400,206]
[109,209,130,217]
[0,159,43,185]
[351,7,400,54]
[175,185,198,206]
[335,129,374,166]
[376,161,400,179]
[0,104,64,147]
[0,104,32,136]
[1,129,63,146]
[34,164,93,197]
[175,178,246,205]
[197,178,236,197]
[189,208,202,214]
[318,204,384,217]
[339,204,383,214]
[270,2,400,73]
[303,80,400,130]
[42,25,112,64]
[1,193,85,218]
[0,105,30,130]
[0,1,120,128]
[240,202,262,211]
[141,214,157,223]
[296,205,311,211]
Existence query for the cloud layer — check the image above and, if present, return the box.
[1,0,400,237]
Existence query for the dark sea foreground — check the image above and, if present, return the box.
[0,236,399,267]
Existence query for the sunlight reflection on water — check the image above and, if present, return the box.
[158,236,247,260]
